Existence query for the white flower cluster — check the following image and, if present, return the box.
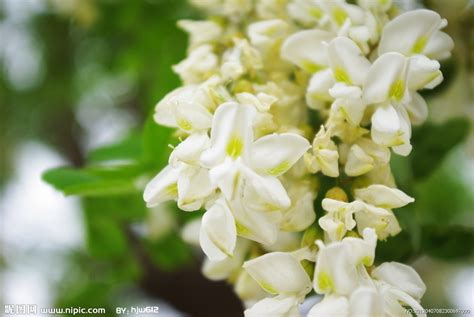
[143,0,453,316]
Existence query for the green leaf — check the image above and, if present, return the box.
[375,231,416,263]
[410,118,470,179]
[144,233,193,271]
[142,116,175,169]
[88,133,143,163]
[421,225,474,261]
[42,165,142,196]
[83,198,131,259]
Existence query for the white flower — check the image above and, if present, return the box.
[255,0,288,19]
[318,0,366,31]
[326,103,369,144]
[142,3,451,315]
[236,92,278,113]
[153,86,212,133]
[378,9,454,60]
[287,0,324,27]
[201,102,310,244]
[307,295,349,317]
[281,29,333,73]
[305,125,339,177]
[177,20,222,50]
[244,248,314,317]
[327,36,371,87]
[318,184,413,241]
[357,0,392,12]
[221,39,263,80]
[154,76,230,133]
[244,250,313,296]
[280,178,317,232]
[199,198,237,260]
[309,262,427,317]
[201,101,309,198]
[363,52,415,155]
[344,137,391,176]
[189,0,253,19]
[180,218,201,245]
[354,184,414,239]
[173,44,218,84]
[319,199,362,241]
[234,270,268,307]
[354,184,414,209]
[143,133,216,211]
[247,19,289,69]
[314,228,377,295]
[305,69,335,110]
[245,295,301,317]
[202,238,250,279]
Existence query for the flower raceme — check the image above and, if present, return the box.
[143,0,453,315]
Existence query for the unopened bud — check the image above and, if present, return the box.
[325,186,348,202]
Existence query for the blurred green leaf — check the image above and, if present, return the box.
[144,233,193,271]
[375,231,415,263]
[88,134,143,163]
[413,162,473,226]
[42,165,143,196]
[142,116,174,169]
[83,198,131,259]
[421,225,474,261]
[410,118,470,179]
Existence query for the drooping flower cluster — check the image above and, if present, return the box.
[144,0,453,316]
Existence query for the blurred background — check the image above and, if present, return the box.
[0,0,472,316]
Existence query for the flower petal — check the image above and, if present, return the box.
[363,53,408,104]
[201,102,256,167]
[327,37,371,85]
[202,239,250,281]
[174,99,213,133]
[281,29,333,72]
[231,198,280,245]
[180,218,201,245]
[177,19,222,48]
[177,165,216,211]
[208,157,241,200]
[348,286,383,316]
[199,198,237,261]
[307,295,349,317]
[306,69,336,109]
[170,133,210,167]
[245,295,300,317]
[314,228,377,295]
[378,9,448,57]
[371,103,404,147]
[391,106,412,156]
[405,93,428,126]
[344,144,375,177]
[243,252,312,296]
[408,55,443,91]
[235,270,268,304]
[240,165,291,211]
[372,262,426,300]
[355,203,401,240]
[281,188,316,232]
[154,86,197,128]
[250,133,310,176]
[173,44,218,84]
[354,184,414,208]
[385,288,427,317]
[143,165,180,207]
[424,31,454,60]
